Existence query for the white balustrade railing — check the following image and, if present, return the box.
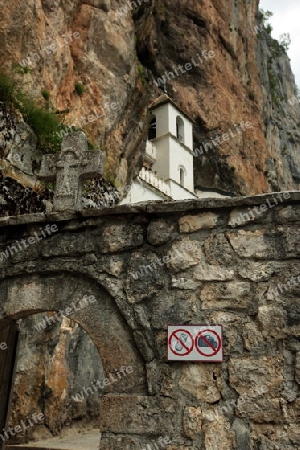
[139,167,171,197]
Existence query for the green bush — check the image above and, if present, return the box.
[265,24,273,34]
[257,9,273,35]
[75,82,85,96]
[0,70,65,153]
[0,71,15,104]
[13,64,34,75]
[258,9,273,24]
[41,89,50,101]
[16,90,65,153]
[137,64,147,84]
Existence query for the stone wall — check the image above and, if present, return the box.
[0,192,300,449]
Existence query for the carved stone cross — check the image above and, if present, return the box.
[38,132,105,211]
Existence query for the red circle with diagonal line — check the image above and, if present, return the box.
[195,329,221,357]
[168,329,194,356]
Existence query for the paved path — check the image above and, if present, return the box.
[6,430,100,450]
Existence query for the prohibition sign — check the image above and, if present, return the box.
[168,329,194,356]
[195,329,221,357]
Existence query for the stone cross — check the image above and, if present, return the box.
[38,132,105,211]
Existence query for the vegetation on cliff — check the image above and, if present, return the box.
[0,70,65,153]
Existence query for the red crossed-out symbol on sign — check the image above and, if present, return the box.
[195,329,221,357]
[168,329,194,356]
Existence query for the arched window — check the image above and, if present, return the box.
[176,116,184,143]
[148,116,156,140]
[179,167,185,187]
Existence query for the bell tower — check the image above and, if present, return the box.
[145,95,195,200]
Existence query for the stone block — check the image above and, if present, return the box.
[228,206,271,228]
[257,305,287,337]
[287,425,300,445]
[226,230,278,259]
[147,219,174,245]
[171,276,201,290]
[125,251,166,303]
[250,424,291,450]
[277,205,300,223]
[179,212,218,233]
[202,412,235,450]
[218,322,244,356]
[279,226,300,257]
[100,224,143,253]
[236,398,282,423]
[166,238,203,272]
[288,397,300,422]
[193,263,234,281]
[5,276,55,316]
[229,357,283,397]
[200,282,253,312]
[183,406,202,439]
[204,233,236,265]
[242,322,264,352]
[101,254,125,277]
[133,330,155,362]
[41,233,94,257]
[179,365,223,403]
[284,298,300,327]
[232,418,250,450]
[150,290,198,331]
[238,261,277,281]
[100,395,177,435]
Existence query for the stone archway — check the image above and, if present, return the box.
[0,272,147,449]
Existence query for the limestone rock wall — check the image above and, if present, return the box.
[0,193,299,449]
[0,0,299,194]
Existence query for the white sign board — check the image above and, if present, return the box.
[168,325,223,362]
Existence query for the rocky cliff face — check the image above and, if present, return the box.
[0,0,299,195]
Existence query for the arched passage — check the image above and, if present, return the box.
[0,272,147,449]
[7,313,104,445]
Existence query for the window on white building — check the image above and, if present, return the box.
[179,167,185,187]
[148,116,157,140]
[176,116,184,143]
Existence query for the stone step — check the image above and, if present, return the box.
[5,430,100,450]
[7,446,65,450]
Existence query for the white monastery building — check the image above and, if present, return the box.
[121,95,228,204]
